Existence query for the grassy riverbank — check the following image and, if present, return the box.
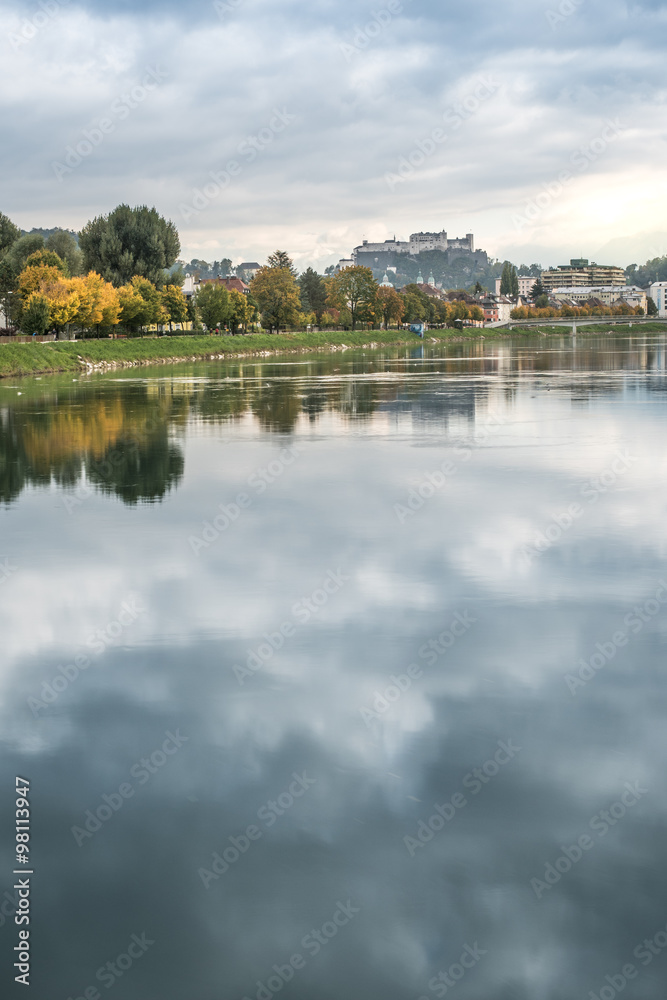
[0,330,443,378]
[1,324,666,378]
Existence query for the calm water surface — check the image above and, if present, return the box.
[2,335,667,1000]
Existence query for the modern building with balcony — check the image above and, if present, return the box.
[541,259,626,291]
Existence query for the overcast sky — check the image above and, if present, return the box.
[2,0,666,269]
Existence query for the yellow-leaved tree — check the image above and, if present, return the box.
[42,275,80,329]
[71,273,120,333]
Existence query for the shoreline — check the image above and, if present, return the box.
[1,325,666,380]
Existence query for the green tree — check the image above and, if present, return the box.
[0,212,21,255]
[251,266,301,332]
[376,286,405,329]
[328,266,378,329]
[78,204,180,287]
[162,285,188,332]
[4,233,44,278]
[499,262,512,295]
[402,291,427,323]
[647,296,658,316]
[530,278,546,301]
[500,261,519,297]
[267,249,297,276]
[196,283,230,331]
[130,276,165,331]
[19,294,51,335]
[298,267,327,322]
[228,289,249,334]
[45,230,82,276]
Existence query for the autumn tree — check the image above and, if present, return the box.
[44,278,80,330]
[251,266,301,332]
[78,204,180,287]
[328,266,378,330]
[118,283,144,330]
[130,276,166,330]
[228,289,250,334]
[377,286,405,329]
[71,273,120,334]
[162,284,188,332]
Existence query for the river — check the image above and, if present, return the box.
[1,334,667,1000]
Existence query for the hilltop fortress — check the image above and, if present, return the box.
[354,230,476,260]
[336,230,488,273]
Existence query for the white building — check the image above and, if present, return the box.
[649,282,667,317]
[182,275,198,299]
[495,276,537,297]
[551,286,647,311]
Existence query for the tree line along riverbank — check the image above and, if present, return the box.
[1,325,666,380]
